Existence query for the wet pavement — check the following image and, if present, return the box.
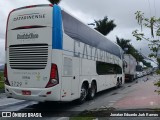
[113,75,160,109]
[0,74,160,120]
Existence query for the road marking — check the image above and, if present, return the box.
[89,101,95,105]
[0,100,25,107]
[56,117,69,120]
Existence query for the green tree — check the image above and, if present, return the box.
[48,0,61,4]
[132,11,160,68]
[142,60,152,68]
[116,37,130,50]
[133,11,160,94]
[116,37,145,64]
[94,16,116,36]
[128,45,145,63]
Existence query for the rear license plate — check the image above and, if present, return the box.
[22,90,31,95]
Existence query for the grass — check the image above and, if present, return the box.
[69,110,96,120]
[0,71,4,89]
[69,108,115,120]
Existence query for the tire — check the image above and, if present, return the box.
[119,78,122,86]
[77,84,88,104]
[130,76,134,82]
[116,79,120,88]
[87,82,96,100]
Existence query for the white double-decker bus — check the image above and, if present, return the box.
[5,4,124,103]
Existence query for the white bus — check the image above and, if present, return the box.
[5,4,124,103]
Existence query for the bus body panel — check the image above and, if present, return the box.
[60,56,81,101]
[60,33,80,101]
[7,27,52,46]
[5,84,61,101]
[8,6,53,31]
[124,54,137,81]
[5,4,124,102]
[7,27,52,88]
[6,5,54,89]
[5,5,56,101]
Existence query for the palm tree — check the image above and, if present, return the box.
[48,0,61,4]
[94,16,116,36]
[116,37,144,62]
[116,37,130,51]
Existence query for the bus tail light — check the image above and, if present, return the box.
[25,5,37,8]
[49,4,53,7]
[45,64,59,88]
[4,64,10,86]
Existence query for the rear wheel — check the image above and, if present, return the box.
[77,84,87,104]
[130,76,134,82]
[116,79,120,88]
[119,78,122,87]
[87,82,96,100]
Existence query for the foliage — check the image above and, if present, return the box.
[133,11,160,93]
[116,37,131,50]
[48,0,61,4]
[142,59,152,68]
[0,72,4,89]
[156,69,160,74]
[0,72,3,81]
[132,11,160,63]
[0,82,4,90]
[70,108,115,119]
[153,71,160,95]
[94,16,116,36]
[116,37,152,67]
[154,79,160,95]
[116,37,139,60]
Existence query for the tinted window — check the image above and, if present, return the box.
[96,61,122,75]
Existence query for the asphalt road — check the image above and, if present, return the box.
[0,74,159,120]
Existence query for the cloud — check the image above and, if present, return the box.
[60,0,160,28]
[59,0,160,58]
[0,0,159,64]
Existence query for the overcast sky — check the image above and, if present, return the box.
[0,0,159,66]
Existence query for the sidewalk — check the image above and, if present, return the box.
[113,75,160,109]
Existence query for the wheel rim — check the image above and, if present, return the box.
[80,87,87,101]
[91,85,96,97]
[119,80,122,85]
[116,81,119,86]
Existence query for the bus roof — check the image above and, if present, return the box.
[8,4,122,58]
[61,10,122,58]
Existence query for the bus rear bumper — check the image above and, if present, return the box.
[5,85,60,102]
